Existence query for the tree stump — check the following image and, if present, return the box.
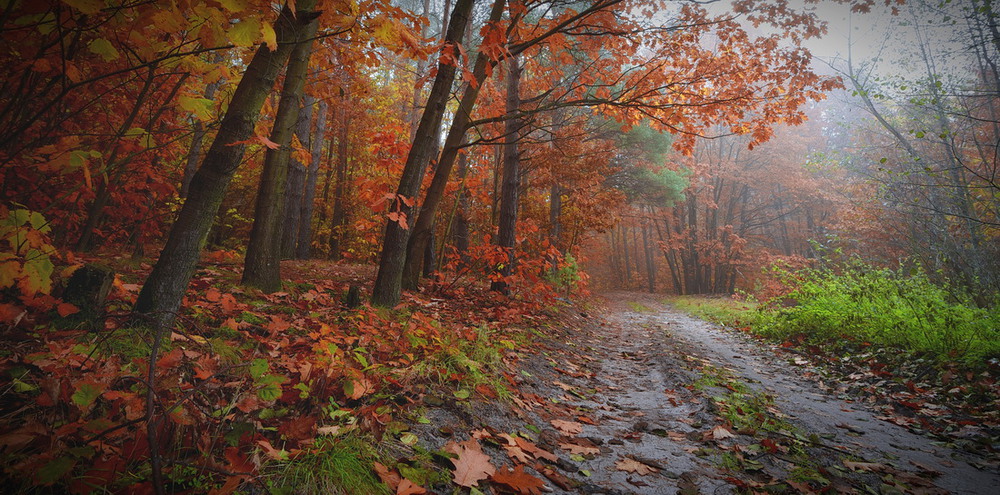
[62,263,114,325]
[345,285,361,309]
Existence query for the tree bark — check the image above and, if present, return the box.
[401,0,505,290]
[491,53,523,294]
[280,96,313,259]
[371,0,475,306]
[297,98,327,259]
[329,105,351,259]
[642,210,655,293]
[135,5,309,329]
[449,147,471,267]
[242,10,320,292]
[181,57,224,198]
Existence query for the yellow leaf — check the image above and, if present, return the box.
[218,0,250,12]
[291,134,310,164]
[62,0,104,15]
[0,261,20,289]
[19,250,54,296]
[152,8,186,34]
[227,18,261,47]
[123,127,146,138]
[88,38,118,61]
[178,96,214,121]
[260,21,277,51]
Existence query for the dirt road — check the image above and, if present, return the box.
[416,292,1000,494]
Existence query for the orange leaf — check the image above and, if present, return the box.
[397,479,426,495]
[615,457,658,476]
[711,425,735,440]
[344,376,375,400]
[445,438,495,487]
[277,415,316,441]
[220,294,239,313]
[491,466,545,495]
[267,316,291,334]
[256,439,286,460]
[205,287,222,302]
[258,135,281,149]
[550,419,583,436]
[56,302,79,317]
[373,462,401,490]
[559,440,599,456]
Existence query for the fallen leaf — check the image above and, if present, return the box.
[373,462,400,491]
[843,460,889,472]
[277,415,316,441]
[491,465,545,495]
[205,287,222,302]
[344,376,375,400]
[256,439,287,460]
[667,431,687,442]
[551,419,583,436]
[267,316,291,334]
[559,440,600,456]
[397,478,426,495]
[909,460,942,476]
[513,436,557,462]
[711,425,735,440]
[445,438,495,487]
[615,457,659,476]
[553,381,573,391]
[316,425,342,436]
[56,302,79,317]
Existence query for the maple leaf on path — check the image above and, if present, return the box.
[615,457,659,476]
[843,460,890,473]
[551,419,583,436]
[711,425,735,440]
[499,433,558,463]
[559,440,600,456]
[444,438,495,487]
[491,465,546,495]
[498,436,531,464]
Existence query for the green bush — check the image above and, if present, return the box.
[757,261,1000,366]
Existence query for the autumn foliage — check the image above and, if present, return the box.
[1,0,994,492]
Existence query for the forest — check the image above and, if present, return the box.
[1,0,998,493]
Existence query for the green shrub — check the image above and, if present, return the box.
[544,252,582,294]
[758,261,1000,366]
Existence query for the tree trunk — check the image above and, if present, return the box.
[329,106,351,259]
[317,134,335,226]
[642,210,655,293]
[242,11,320,291]
[491,54,523,294]
[450,147,471,267]
[371,0,475,307]
[297,99,328,259]
[76,65,159,252]
[181,58,224,198]
[280,96,313,259]
[400,0,505,290]
[621,223,631,287]
[135,5,309,329]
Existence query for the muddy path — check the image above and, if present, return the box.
[412,292,1000,494]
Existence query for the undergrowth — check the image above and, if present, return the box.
[264,434,389,495]
[670,261,1000,367]
[757,262,1000,366]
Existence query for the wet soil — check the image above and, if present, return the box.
[412,292,1000,494]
